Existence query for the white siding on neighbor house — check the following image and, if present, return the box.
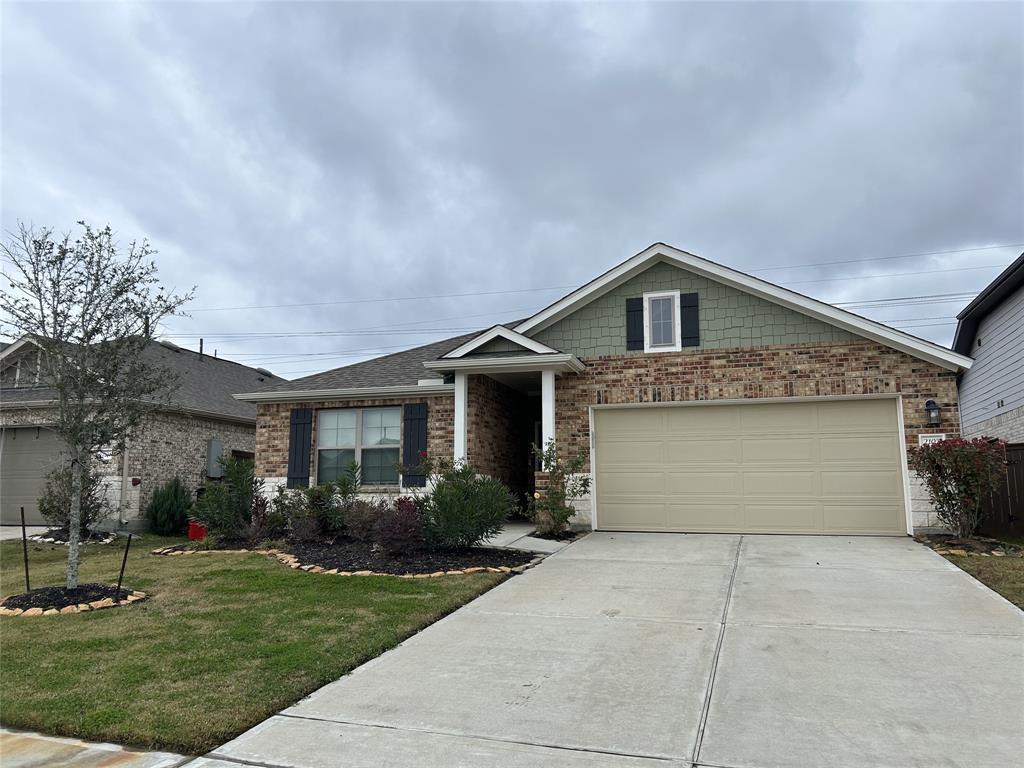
[958,283,1024,432]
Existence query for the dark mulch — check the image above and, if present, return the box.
[915,534,1023,556]
[289,540,534,574]
[29,528,117,545]
[1,583,130,611]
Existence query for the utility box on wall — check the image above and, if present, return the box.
[206,438,224,478]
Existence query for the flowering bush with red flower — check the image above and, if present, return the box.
[908,437,1007,538]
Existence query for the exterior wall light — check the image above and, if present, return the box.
[924,399,941,425]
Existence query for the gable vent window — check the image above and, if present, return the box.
[643,290,682,353]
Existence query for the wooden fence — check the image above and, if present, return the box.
[979,443,1023,538]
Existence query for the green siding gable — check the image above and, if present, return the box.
[533,260,859,358]
[465,336,533,356]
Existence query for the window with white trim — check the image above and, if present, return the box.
[643,290,682,353]
[317,407,401,485]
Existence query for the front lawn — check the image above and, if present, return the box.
[943,548,1024,610]
[0,535,504,754]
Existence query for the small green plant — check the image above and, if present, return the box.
[527,440,591,537]
[192,457,266,540]
[306,483,344,535]
[909,437,1007,538]
[38,464,111,534]
[421,458,513,549]
[145,477,191,535]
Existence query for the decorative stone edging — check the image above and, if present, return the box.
[0,591,147,618]
[29,532,118,546]
[150,545,545,577]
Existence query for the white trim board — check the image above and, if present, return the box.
[514,243,972,372]
[234,383,455,403]
[442,325,559,358]
[423,354,585,374]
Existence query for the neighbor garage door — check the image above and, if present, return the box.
[593,398,907,535]
[1,426,67,525]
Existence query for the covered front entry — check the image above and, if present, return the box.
[593,397,908,535]
[0,426,66,525]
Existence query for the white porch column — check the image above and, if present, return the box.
[541,369,556,449]
[454,372,468,461]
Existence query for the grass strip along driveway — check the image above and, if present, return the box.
[0,536,504,754]
[942,540,1024,610]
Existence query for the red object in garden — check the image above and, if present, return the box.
[187,519,207,541]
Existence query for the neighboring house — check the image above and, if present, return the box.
[0,337,285,528]
[236,243,973,536]
[952,253,1024,443]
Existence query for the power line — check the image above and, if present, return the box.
[747,243,1022,272]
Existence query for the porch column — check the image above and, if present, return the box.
[541,369,556,449]
[454,372,468,461]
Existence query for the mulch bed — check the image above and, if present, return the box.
[0,583,146,617]
[915,534,1023,557]
[28,528,118,546]
[289,540,534,575]
[531,529,586,542]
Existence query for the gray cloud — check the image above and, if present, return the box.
[2,1,1021,378]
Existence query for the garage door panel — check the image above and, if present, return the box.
[822,504,903,532]
[821,470,903,497]
[664,406,738,433]
[1,427,67,525]
[665,503,743,530]
[599,471,665,496]
[820,435,899,463]
[743,504,819,531]
[665,471,740,496]
[741,437,816,464]
[594,399,906,535]
[739,403,817,432]
[742,471,817,497]
[664,439,740,464]
[597,439,663,466]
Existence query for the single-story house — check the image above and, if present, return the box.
[236,243,973,536]
[952,252,1024,443]
[0,337,285,528]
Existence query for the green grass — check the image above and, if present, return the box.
[0,535,504,754]
[944,536,1024,610]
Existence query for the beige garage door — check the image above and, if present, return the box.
[1,426,67,525]
[594,398,907,535]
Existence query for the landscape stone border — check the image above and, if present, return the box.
[150,545,546,577]
[29,531,118,546]
[0,590,147,618]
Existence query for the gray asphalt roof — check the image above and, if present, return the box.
[246,331,483,394]
[0,339,285,422]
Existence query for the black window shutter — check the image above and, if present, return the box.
[286,408,313,488]
[401,402,428,487]
[680,292,700,347]
[625,297,644,351]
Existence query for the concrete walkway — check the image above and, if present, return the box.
[194,533,1023,768]
[481,521,574,555]
[0,728,188,767]
[0,526,48,541]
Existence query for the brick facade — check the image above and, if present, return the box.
[466,374,536,497]
[552,341,958,460]
[255,395,455,486]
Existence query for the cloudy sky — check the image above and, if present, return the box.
[2,1,1021,380]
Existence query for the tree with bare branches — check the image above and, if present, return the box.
[1,222,193,589]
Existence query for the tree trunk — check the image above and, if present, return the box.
[66,453,83,590]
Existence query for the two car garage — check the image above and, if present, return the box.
[593,397,909,535]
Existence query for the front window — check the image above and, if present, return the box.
[317,407,401,485]
[643,290,682,352]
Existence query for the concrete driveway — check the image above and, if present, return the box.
[195,534,1023,768]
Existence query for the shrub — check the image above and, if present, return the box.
[192,457,266,539]
[376,496,425,554]
[527,440,591,536]
[306,483,345,535]
[145,477,191,535]
[345,498,386,542]
[909,437,1007,538]
[422,459,513,549]
[38,464,111,533]
[249,494,287,542]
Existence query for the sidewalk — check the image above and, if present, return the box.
[0,728,189,768]
[480,521,572,554]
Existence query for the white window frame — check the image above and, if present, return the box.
[316,406,402,486]
[643,289,682,353]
